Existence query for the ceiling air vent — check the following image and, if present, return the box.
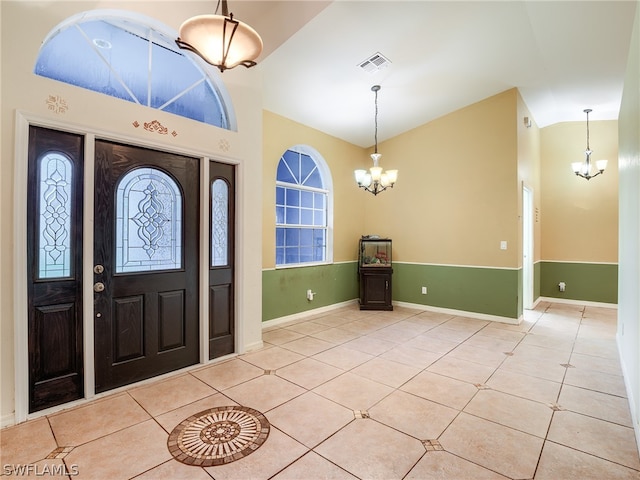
[358,52,391,73]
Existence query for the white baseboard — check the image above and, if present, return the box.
[538,297,618,309]
[1,413,16,429]
[262,299,358,330]
[243,341,264,352]
[617,333,640,454]
[393,301,522,325]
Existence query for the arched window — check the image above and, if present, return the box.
[34,10,236,130]
[276,146,332,266]
[115,167,183,273]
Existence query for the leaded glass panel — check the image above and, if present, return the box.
[211,179,229,267]
[38,153,73,279]
[115,167,182,273]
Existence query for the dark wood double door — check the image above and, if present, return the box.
[27,128,235,411]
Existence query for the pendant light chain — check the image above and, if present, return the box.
[585,108,591,151]
[373,86,379,154]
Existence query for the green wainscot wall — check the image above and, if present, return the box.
[539,262,618,304]
[262,262,359,321]
[393,263,520,319]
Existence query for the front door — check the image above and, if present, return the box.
[94,141,199,392]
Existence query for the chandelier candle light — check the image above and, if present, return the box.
[572,108,608,180]
[176,0,263,72]
[354,85,398,195]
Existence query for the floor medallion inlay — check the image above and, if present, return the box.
[168,406,270,466]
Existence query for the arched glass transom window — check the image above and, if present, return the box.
[34,10,236,130]
[276,147,333,266]
[115,167,183,273]
[38,153,73,279]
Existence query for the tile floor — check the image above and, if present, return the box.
[2,302,639,479]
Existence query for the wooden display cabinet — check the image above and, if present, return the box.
[358,236,393,310]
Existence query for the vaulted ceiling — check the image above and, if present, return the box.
[229,0,636,147]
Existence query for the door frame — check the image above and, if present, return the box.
[13,111,239,423]
[522,184,534,310]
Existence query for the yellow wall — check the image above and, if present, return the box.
[517,92,542,266]
[540,120,619,263]
[363,89,520,268]
[262,110,366,267]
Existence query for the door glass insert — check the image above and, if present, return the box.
[211,179,229,267]
[115,167,182,273]
[38,153,73,279]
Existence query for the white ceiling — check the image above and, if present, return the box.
[231,0,637,148]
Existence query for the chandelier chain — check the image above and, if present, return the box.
[585,108,591,151]
[373,87,379,153]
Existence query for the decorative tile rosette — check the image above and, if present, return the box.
[168,406,270,466]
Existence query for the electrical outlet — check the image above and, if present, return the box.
[421,286,427,294]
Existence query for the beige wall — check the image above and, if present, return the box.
[517,92,542,266]
[540,120,619,263]
[262,110,366,267]
[617,0,640,448]
[1,1,263,424]
[264,90,523,270]
[364,89,520,268]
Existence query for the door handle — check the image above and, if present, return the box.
[93,282,105,293]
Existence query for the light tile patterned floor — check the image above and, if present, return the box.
[2,302,639,479]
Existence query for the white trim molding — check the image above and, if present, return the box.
[538,297,618,309]
[262,299,358,330]
[393,301,522,325]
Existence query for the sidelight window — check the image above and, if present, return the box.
[211,179,229,267]
[37,153,74,279]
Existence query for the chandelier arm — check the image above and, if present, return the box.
[220,0,228,16]
[221,15,239,71]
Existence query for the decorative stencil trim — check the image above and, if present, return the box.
[144,120,168,135]
[132,119,177,137]
[46,95,68,114]
[219,139,230,152]
[168,406,270,467]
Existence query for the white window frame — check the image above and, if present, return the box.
[275,145,333,268]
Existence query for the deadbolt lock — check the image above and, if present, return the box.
[93,282,105,293]
[94,264,105,274]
